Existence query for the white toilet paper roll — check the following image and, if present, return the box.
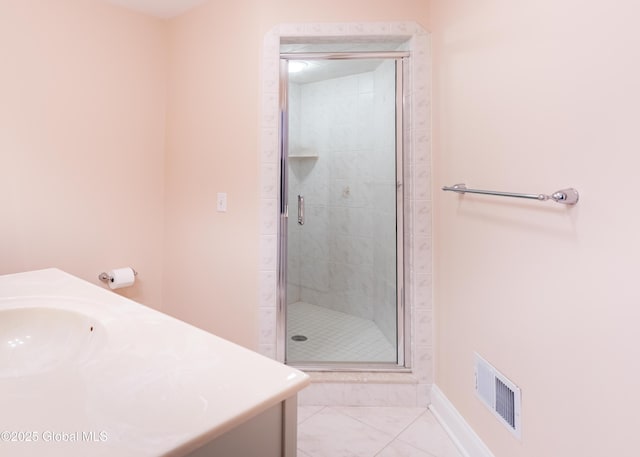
[108,267,136,290]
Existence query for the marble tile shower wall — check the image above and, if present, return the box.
[259,22,432,407]
[286,64,396,344]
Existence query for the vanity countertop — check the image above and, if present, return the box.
[0,268,309,457]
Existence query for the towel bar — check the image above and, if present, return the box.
[442,183,579,205]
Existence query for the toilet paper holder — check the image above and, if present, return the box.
[98,268,138,283]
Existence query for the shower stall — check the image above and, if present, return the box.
[278,43,410,369]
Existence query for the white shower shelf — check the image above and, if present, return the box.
[289,148,318,158]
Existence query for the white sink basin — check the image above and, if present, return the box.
[0,305,105,378]
[0,269,311,457]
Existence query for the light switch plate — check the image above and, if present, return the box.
[217,192,227,212]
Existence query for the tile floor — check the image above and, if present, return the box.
[287,302,396,363]
[297,405,464,457]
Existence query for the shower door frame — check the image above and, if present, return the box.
[277,51,411,371]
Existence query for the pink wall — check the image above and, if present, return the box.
[431,0,640,455]
[0,0,429,349]
[0,0,167,308]
[164,0,429,348]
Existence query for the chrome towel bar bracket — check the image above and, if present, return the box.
[442,183,579,205]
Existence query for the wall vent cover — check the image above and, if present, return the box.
[474,353,522,439]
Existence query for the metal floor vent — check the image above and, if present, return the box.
[474,353,522,439]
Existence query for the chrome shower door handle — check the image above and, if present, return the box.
[297,195,304,225]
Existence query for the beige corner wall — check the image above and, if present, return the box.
[164,0,429,348]
[0,0,167,308]
[431,0,640,456]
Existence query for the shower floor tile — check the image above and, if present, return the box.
[287,301,396,363]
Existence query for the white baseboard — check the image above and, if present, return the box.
[429,385,496,457]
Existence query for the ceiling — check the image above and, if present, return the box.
[103,0,208,18]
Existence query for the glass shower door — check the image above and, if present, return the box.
[281,55,404,367]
